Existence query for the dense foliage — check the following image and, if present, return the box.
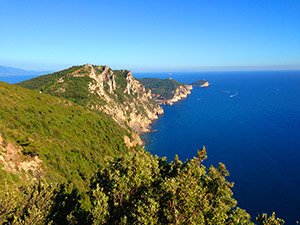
[0,82,130,191]
[0,149,284,224]
[139,78,182,99]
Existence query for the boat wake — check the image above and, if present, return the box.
[229,91,238,98]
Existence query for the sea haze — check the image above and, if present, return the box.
[137,71,300,224]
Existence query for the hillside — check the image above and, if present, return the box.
[139,78,193,105]
[0,82,132,190]
[18,64,163,134]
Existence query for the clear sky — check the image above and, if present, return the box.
[0,0,300,71]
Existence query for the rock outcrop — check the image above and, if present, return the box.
[0,134,43,179]
[164,84,193,105]
[200,81,209,87]
[191,79,210,88]
[86,65,163,133]
[139,78,193,106]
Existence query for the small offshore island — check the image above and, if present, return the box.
[0,64,283,224]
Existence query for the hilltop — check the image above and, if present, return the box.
[19,64,163,135]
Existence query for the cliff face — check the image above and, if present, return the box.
[19,64,164,136]
[88,66,164,133]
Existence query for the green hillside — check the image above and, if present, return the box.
[18,65,106,106]
[0,82,131,190]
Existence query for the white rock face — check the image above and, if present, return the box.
[86,65,164,134]
[88,64,116,96]
[164,85,193,105]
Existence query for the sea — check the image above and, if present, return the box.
[1,71,300,224]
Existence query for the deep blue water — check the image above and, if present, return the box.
[2,72,300,224]
[136,71,300,224]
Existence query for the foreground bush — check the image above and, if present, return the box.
[90,148,284,225]
[0,149,284,225]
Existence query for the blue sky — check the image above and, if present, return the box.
[0,0,300,71]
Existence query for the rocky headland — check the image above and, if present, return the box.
[18,66,207,146]
[191,79,210,87]
[139,78,193,106]
[162,84,193,105]
[18,65,164,146]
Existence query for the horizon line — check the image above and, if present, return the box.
[1,63,300,74]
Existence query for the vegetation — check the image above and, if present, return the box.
[18,66,140,107]
[0,82,130,191]
[18,65,105,107]
[0,149,284,224]
[139,78,182,99]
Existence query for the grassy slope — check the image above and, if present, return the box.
[0,82,130,190]
[138,78,181,99]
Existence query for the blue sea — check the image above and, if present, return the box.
[136,71,300,224]
[2,71,300,224]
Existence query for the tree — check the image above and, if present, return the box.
[256,212,285,225]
